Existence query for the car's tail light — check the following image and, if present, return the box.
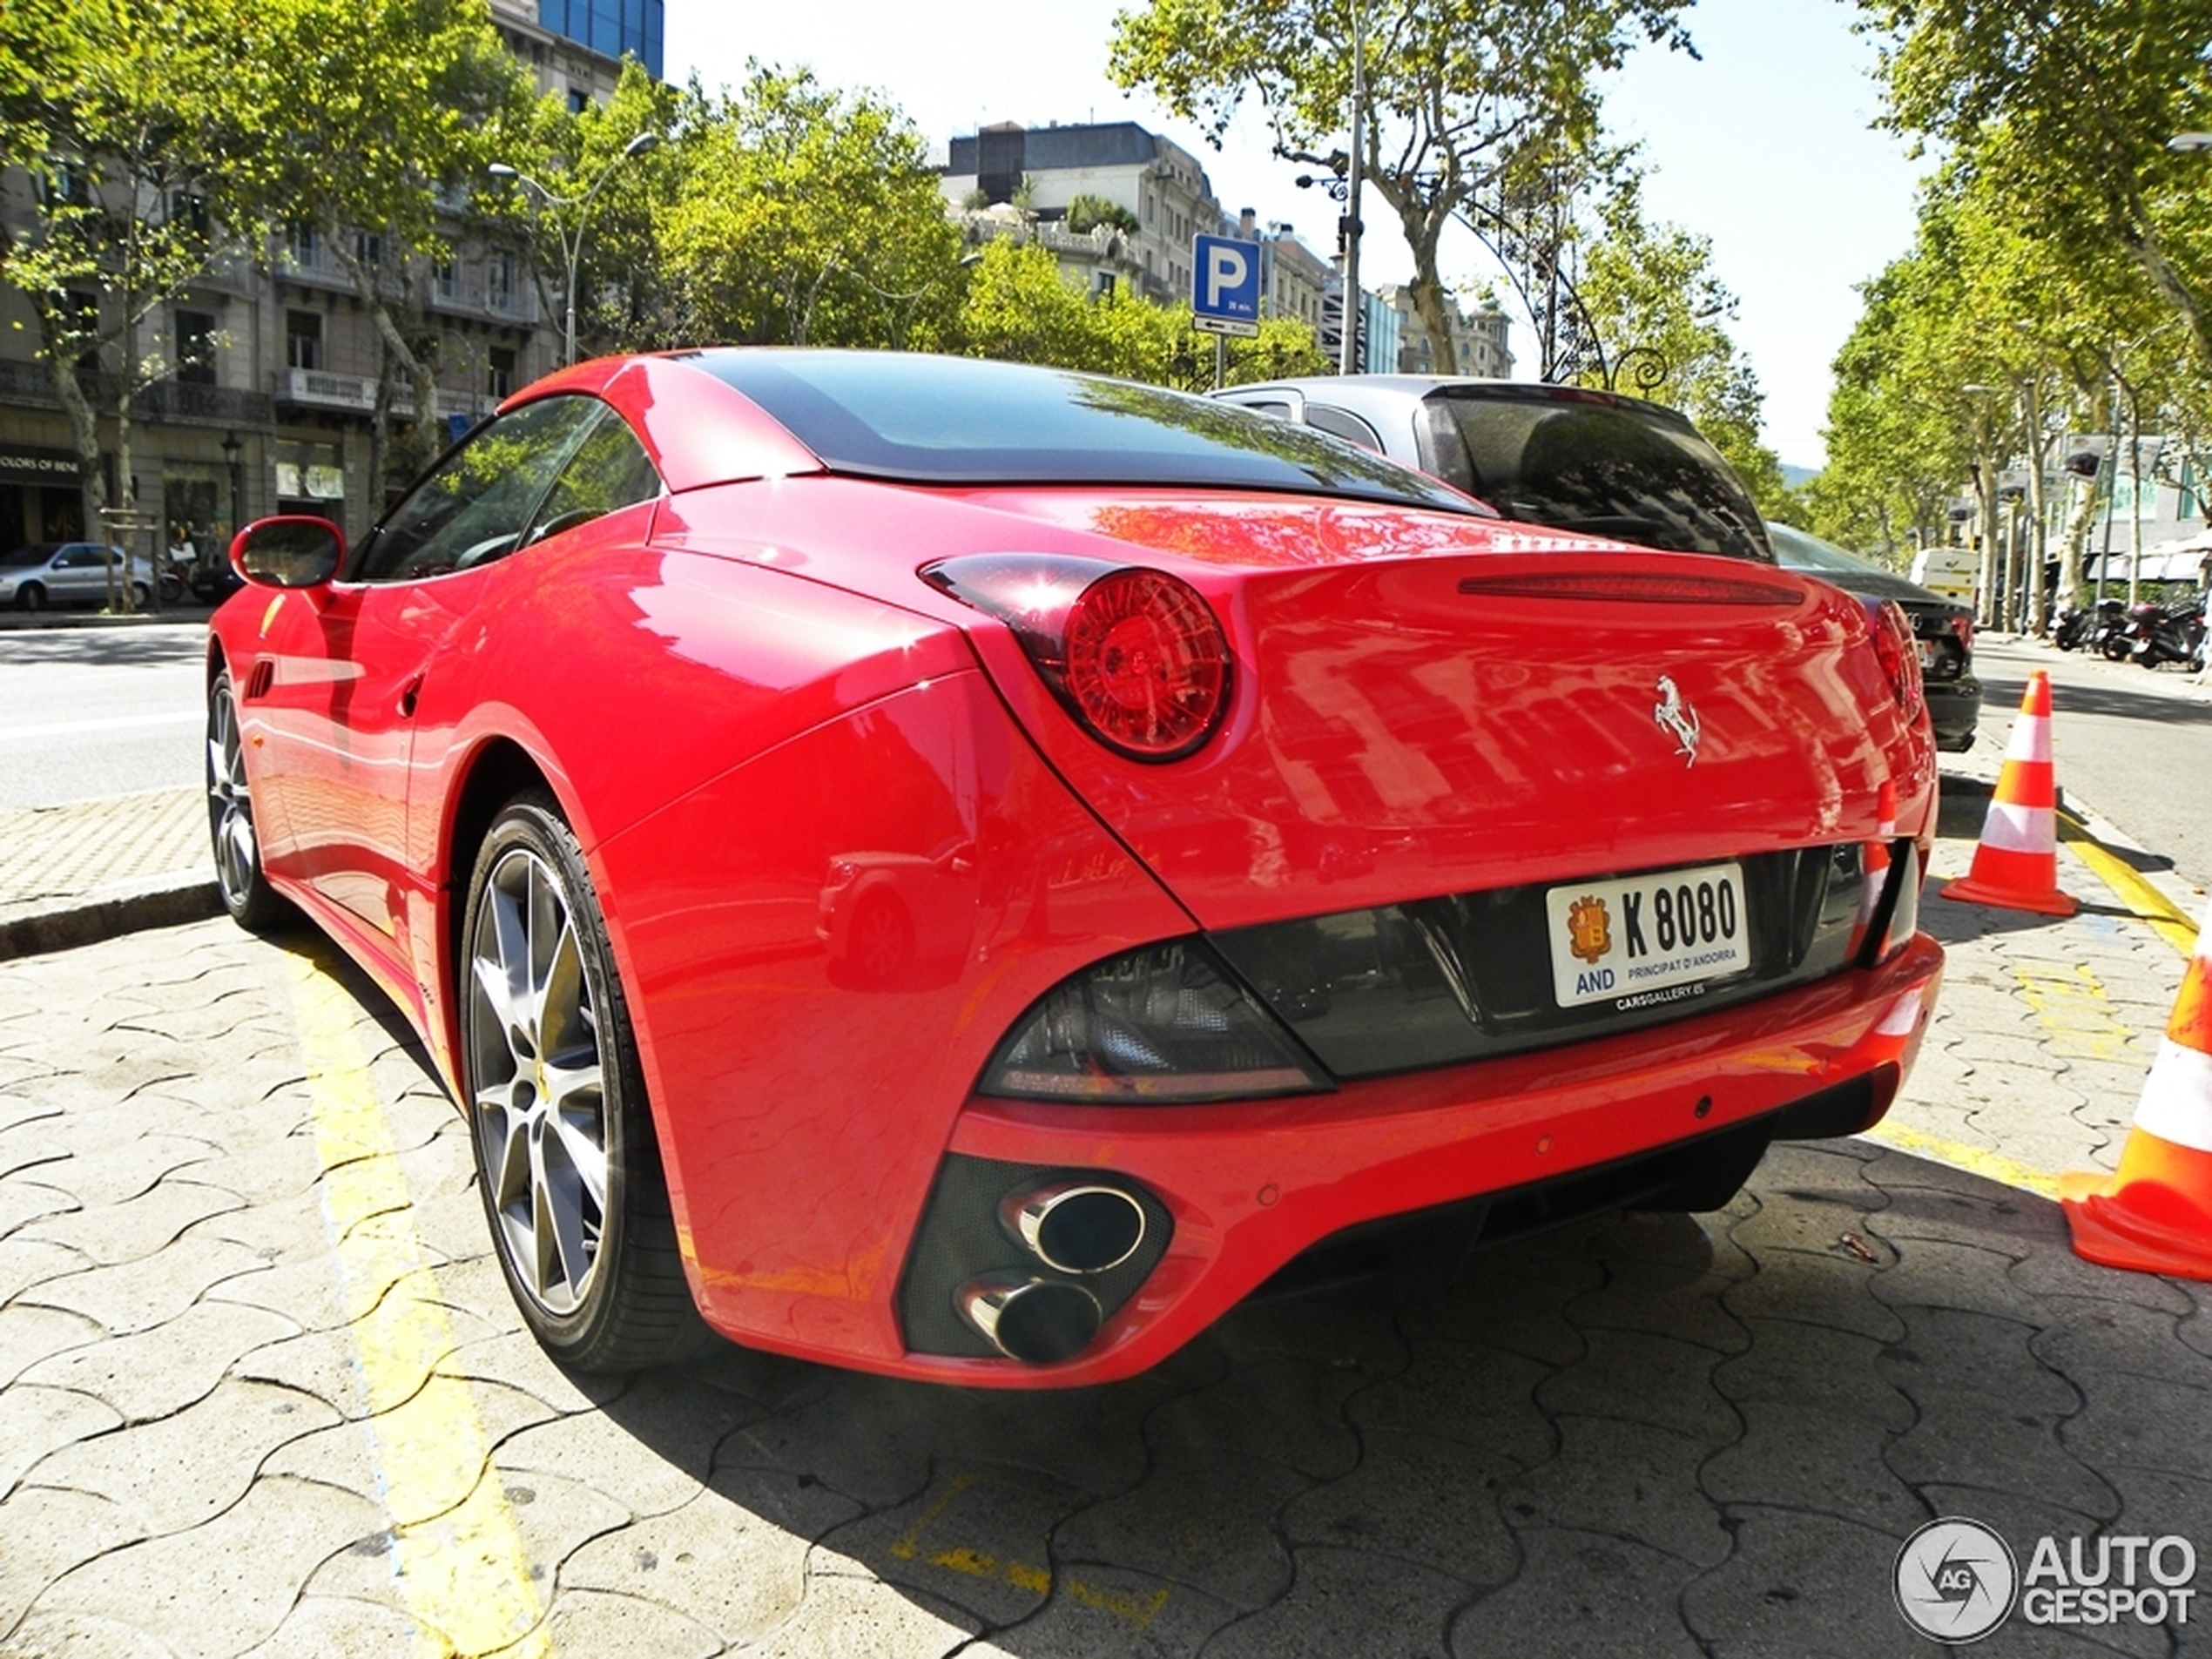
[1948,612,1975,655]
[921,555,1231,761]
[980,941,1332,1103]
[1870,599,1924,721]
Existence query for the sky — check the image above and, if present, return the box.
[664,0,1931,470]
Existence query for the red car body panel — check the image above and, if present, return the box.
[208,349,1944,1386]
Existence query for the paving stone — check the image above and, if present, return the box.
[1210,1283,1414,1375]
[1874,1238,2055,1325]
[19,1234,265,1333]
[539,1588,721,1658]
[1886,1387,2118,1521]
[1143,1359,1366,1480]
[482,1466,634,1611]
[738,1564,981,1658]
[1495,1414,1733,1568]
[1700,1400,1924,1534]
[257,1416,379,1510]
[2091,1463,2212,1553]
[1720,1247,1906,1344]
[1403,1234,1601,1365]
[14,1178,240,1268]
[560,1481,820,1648]
[497,1372,746,1520]
[1,1606,180,1656]
[0,1236,94,1307]
[1711,1318,1915,1430]
[963,1565,1236,1659]
[1282,1426,1521,1586]
[2063,1372,2212,1487]
[816,1463,1087,1628]
[2008,1243,2202,1313]
[183,1179,342,1271]
[202,1252,351,1332]
[0,1485,145,1634]
[438,1326,637,1420]
[22,1377,339,1536]
[233,1326,376,1422]
[31,1473,386,1658]
[1345,1341,1557,1471]
[0,1382,122,1499]
[1880,1306,2084,1418]
[1858,1174,2064,1259]
[169,1128,323,1206]
[1198,1542,1470,1659]
[7,1133,213,1210]
[18,1298,294,1424]
[0,1176,77,1239]
[232,1593,426,1659]
[1449,1526,1706,1657]
[1679,1506,1923,1658]
[0,1302,103,1389]
[1533,1328,1737,1445]
[1050,1446,1303,1614]
[1562,1240,1755,1356]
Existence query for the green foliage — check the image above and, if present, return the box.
[1570,182,1789,516]
[952,240,1327,389]
[658,65,963,347]
[1065,193,1139,236]
[1109,0,1695,376]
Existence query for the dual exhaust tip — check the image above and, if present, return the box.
[955,1183,1148,1365]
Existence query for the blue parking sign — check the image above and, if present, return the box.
[1191,233,1260,336]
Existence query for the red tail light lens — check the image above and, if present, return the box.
[1870,599,1924,722]
[922,556,1231,761]
[1948,611,1975,654]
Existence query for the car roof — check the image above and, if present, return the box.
[1220,374,1701,432]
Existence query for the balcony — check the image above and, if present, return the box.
[138,379,273,428]
[273,368,496,423]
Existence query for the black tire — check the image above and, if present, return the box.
[16,583,44,612]
[206,670,292,932]
[2101,632,2134,662]
[461,791,705,1371]
[130,582,151,610]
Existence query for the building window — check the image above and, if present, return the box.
[434,250,458,303]
[286,222,319,271]
[174,308,217,384]
[568,88,589,114]
[355,233,382,269]
[169,191,209,237]
[287,310,322,371]
[488,347,516,400]
[488,255,516,314]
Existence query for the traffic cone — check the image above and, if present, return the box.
[1939,671,2077,917]
[2060,896,2212,1279]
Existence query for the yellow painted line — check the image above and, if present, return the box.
[287,952,550,1659]
[1860,1118,2063,1201]
[2058,810,2200,956]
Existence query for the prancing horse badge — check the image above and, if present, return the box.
[1654,675,1701,766]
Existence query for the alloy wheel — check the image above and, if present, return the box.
[206,685,260,910]
[467,845,610,1317]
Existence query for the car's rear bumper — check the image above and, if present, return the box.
[777,929,1944,1387]
[1927,672,1982,752]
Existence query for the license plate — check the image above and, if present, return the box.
[1917,639,1937,669]
[1545,862,1750,1010]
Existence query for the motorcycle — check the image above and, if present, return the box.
[2117,592,2208,671]
[2055,597,2127,652]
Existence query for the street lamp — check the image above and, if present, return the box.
[489,131,660,367]
[220,431,242,551]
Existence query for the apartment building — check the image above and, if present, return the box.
[0,0,656,562]
[1383,286,1516,380]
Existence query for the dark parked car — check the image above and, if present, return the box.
[1766,523,1980,752]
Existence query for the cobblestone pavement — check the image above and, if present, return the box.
[3,749,2211,1654]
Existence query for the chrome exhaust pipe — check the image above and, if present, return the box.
[1000,1184,1147,1275]
[955,1273,1103,1365]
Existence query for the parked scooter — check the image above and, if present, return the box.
[2055,597,2127,652]
[2118,592,2208,671]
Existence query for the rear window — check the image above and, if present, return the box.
[691,349,1481,516]
[1420,388,1772,562]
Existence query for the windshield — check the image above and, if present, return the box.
[1419,387,1772,562]
[0,544,57,568]
[692,350,1482,516]
[1766,521,1878,574]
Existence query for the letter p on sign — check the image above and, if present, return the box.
[1206,243,1250,308]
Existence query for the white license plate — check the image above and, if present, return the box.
[1545,862,1750,1010]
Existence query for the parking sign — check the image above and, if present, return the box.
[1191,233,1260,337]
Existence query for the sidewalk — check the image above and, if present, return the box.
[0,786,219,960]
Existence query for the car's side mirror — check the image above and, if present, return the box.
[231,516,344,589]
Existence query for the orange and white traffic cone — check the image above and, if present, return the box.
[1939,670,2077,917]
[2061,897,2212,1279]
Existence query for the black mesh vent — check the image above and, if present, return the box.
[899,1156,1173,1359]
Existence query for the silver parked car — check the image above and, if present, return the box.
[0,542,157,610]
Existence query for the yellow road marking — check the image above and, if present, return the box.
[1860,1118,2062,1201]
[2059,810,2201,955]
[2012,962,2145,1062]
[287,951,549,1658]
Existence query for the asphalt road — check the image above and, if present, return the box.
[1970,635,2212,895]
[0,620,210,811]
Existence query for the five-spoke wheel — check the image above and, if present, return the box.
[206,670,287,930]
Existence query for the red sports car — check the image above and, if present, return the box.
[208,350,1942,1386]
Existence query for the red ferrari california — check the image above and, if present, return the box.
[208,349,1942,1386]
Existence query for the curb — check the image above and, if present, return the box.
[0,872,225,961]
